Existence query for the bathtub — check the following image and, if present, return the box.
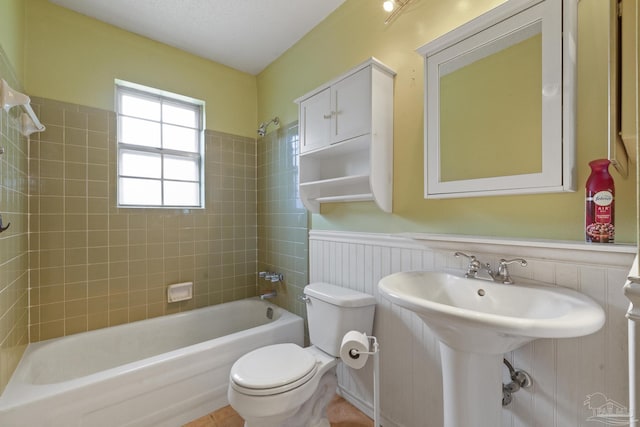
[0,298,303,427]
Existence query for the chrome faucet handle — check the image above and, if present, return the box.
[454,251,473,260]
[497,258,528,284]
[259,271,283,282]
[270,274,283,283]
[454,252,481,277]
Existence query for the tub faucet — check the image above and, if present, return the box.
[260,290,277,300]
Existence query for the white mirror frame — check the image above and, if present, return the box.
[417,0,577,199]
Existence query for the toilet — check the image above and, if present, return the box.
[227,282,376,427]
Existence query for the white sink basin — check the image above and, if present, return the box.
[378,271,605,354]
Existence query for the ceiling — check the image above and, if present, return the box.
[49,0,347,75]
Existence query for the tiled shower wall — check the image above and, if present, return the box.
[0,49,29,392]
[28,97,258,341]
[257,122,309,321]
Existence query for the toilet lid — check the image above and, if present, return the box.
[230,343,317,394]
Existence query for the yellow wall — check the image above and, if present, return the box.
[258,0,637,243]
[24,0,257,138]
[0,0,25,82]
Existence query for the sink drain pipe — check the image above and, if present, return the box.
[502,358,533,406]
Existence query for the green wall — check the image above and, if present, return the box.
[24,0,257,138]
[258,0,637,243]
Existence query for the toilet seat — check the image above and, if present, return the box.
[230,343,318,396]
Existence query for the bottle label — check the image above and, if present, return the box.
[593,191,613,207]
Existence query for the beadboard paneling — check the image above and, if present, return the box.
[310,231,635,427]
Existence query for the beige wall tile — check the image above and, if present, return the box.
[87,311,108,331]
[108,309,128,326]
[27,99,261,344]
[65,128,87,147]
[87,278,109,298]
[65,110,88,130]
[40,160,64,179]
[65,299,87,318]
[65,282,87,300]
[65,316,88,335]
[40,125,64,144]
[39,142,64,163]
[40,302,64,322]
[39,320,64,341]
[65,179,86,197]
[88,263,108,281]
[39,284,64,303]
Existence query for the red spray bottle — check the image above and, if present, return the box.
[585,159,615,243]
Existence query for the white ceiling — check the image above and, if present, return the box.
[49,0,347,75]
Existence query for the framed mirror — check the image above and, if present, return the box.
[417,0,577,198]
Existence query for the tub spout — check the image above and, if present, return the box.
[260,291,277,300]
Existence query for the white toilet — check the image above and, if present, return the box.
[227,282,376,427]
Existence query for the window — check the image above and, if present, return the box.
[116,82,204,208]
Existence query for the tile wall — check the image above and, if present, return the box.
[28,97,258,341]
[256,122,309,322]
[0,48,29,392]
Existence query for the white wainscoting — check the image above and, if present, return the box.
[309,230,636,427]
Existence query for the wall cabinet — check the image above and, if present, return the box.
[294,58,395,213]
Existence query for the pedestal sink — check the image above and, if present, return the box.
[378,271,605,427]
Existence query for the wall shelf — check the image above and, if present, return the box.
[295,58,395,213]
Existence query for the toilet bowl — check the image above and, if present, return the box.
[228,344,337,427]
[227,283,376,427]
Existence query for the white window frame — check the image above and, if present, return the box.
[115,81,205,208]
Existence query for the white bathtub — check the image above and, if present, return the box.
[0,298,303,427]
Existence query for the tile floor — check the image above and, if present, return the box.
[183,394,373,427]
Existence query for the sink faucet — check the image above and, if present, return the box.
[455,252,527,284]
[454,251,482,278]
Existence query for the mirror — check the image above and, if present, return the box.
[417,0,577,198]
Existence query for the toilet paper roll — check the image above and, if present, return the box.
[340,330,370,369]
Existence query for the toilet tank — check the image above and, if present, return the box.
[304,283,376,357]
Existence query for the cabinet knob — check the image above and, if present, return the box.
[323,113,332,119]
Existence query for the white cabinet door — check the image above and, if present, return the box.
[332,67,371,143]
[300,88,331,153]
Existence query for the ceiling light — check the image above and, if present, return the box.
[384,0,414,24]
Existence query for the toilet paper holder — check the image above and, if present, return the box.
[341,332,381,427]
[347,335,379,358]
